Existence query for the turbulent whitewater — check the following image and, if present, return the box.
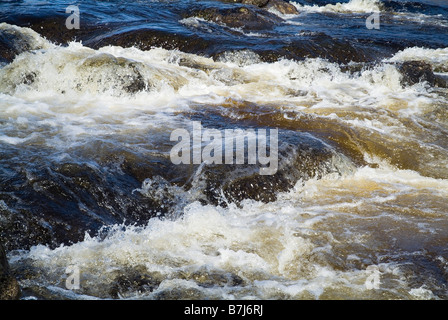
[0,0,447,300]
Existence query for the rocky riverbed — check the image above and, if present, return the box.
[1,0,448,300]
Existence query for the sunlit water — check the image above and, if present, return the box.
[0,0,447,300]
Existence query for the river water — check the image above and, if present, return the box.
[0,0,448,299]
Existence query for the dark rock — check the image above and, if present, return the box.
[160,111,357,207]
[87,28,216,57]
[243,0,270,6]
[0,145,177,250]
[0,242,21,300]
[435,75,448,88]
[398,60,447,87]
[265,0,299,14]
[152,286,205,300]
[27,17,108,46]
[220,0,270,7]
[200,137,353,205]
[0,244,8,277]
[218,0,298,14]
[189,6,283,31]
[79,54,150,94]
[133,123,356,213]
[0,32,18,63]
[109,267,161,299]
[261,33,372,64]
[0,25,43,63]
[180,267,245,288]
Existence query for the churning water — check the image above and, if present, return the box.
[0,0,448,300]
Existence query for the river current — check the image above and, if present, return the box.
[0,0,448,300]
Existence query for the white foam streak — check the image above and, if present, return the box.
[387,47,448,72]
[0,24,432,118]
[17,163,448,299]
[1,23,447,299]
[0,28,439,154]
[291,0,382,14]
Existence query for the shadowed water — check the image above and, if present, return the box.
[0,0,447,300]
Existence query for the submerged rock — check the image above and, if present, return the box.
[139,118,357,208]
[265,0,299,14]
[218,0,298,14]
[0,23,48,63]
[109,267,161,299]
[0,144,177,250]
[0,243,20,300]
[88,28,216,57]
[189,6,283,30]
[220,0,269,7]
[199,136,355,205]
[243,0,270,6]
[79,54,151,94]
[398,60,447,88]
[200,0,299,31]
[259,33,372,63]
[0,31,19,63]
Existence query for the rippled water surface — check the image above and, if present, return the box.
[0,0,447,300]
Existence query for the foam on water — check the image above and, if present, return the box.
[291,0,382,13]
[387,47,448,72]
[288,0,448,30]
[11,163,448,299]
[1,21,448,299]
[0,24,445,175]
[0,24,436,115]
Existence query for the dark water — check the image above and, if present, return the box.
[2,0,448,61]
[0,0,448,300]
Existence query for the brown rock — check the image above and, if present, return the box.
[242,0,270,6]
[217,0,298,14]
[0,243,21,300]
[265,0,299,14]
[219,0,269,7]
[398,60,447,88]
[191,6,283,30]
[0,26,41,63]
